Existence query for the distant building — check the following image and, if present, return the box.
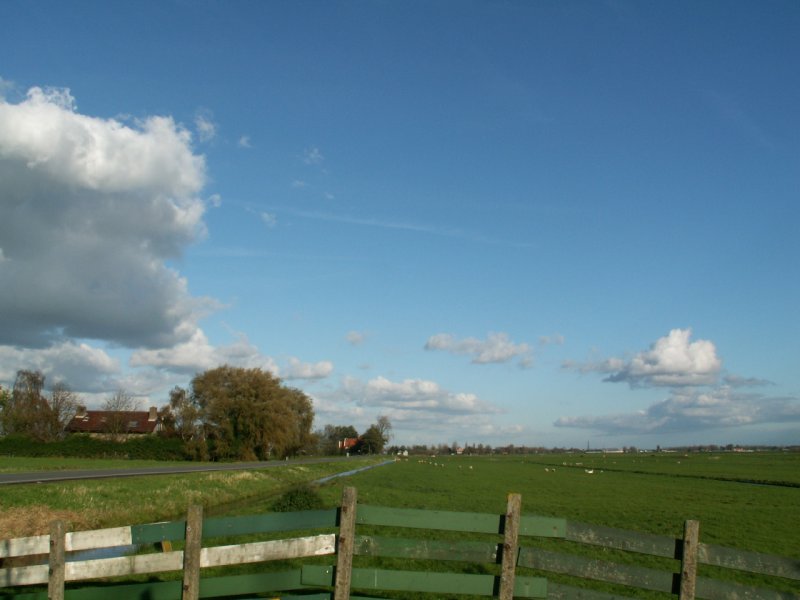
[338,437,359,451]
[67,406,162,437]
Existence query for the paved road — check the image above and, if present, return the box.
[0,457,366,485]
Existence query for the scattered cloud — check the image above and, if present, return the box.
[260,212,277,227]
[346,331,366,346]
[237,135,251,148]
[539,333,565,346]
[425,332,532,367]
[564,328,721,387]
[723,374,774,388]
[704,90,774,150]
[312,374,506,443]
[208,193,222,208]
[0,84,214,350]
[194,110,217,142]
[342,375,501,415]
[555,387,800,435]
[284,357,334,380]
[130,329,278,375]
[303,146,324,165]
[291,179,307,188]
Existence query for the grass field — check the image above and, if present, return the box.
[1,451,798,598]
[309,452,800,558]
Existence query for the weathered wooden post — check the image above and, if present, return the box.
[334,486,357,600]
[182,505,204,600]
[498,493,521,600]
[47,520,66,600]
[679,519,700,600]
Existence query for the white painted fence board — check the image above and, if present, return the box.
[0,526,133,558]
[0,564,49,586]
[200,534,336,568]
[66,527,132,552]
[0,534,49,558]
[65,551,184,581]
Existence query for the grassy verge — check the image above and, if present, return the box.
[0,456,384,538]
[0,456,206,473]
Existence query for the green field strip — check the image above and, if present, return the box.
[699,542,800,580]
[353,534,500,562]
[130,519,186,544]
[520,515,567,538]
[518,546,676,594]
[695,575,800,600]
[565,521,678,558]
[202,509,338,538]
[357,504,503,533]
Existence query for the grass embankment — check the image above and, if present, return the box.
[0,456,384,538]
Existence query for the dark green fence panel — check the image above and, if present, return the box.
[518,547,676,594]
[198,570,306,597]
[203,509,338,538]
[354,534,500,562]
[130,519,186,545]
[520,515,567,538]
[357,504,502,533]
[566,521,678,558]
[699,543,800,581]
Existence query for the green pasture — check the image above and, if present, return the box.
[2,451,798,599]
[313,453,800,558]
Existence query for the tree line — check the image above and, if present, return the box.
[0,366,391,461]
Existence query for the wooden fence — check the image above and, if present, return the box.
[1,486,798,599]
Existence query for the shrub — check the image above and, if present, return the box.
[270,484,324,512]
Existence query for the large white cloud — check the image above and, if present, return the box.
[554,387,800,435]
[425,332,533,367]
[0,85,213,349]
[565,328,721,387]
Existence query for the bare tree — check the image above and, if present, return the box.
[102,389,139,440]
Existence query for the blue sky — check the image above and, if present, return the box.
[1,1,798,449]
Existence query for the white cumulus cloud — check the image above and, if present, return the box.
[0,84,214,349]
[565,328,721,387]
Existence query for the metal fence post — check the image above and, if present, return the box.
[334,486,357,600]
[679,519,700,600]
[182,505,204,600]
[47,520,66,600]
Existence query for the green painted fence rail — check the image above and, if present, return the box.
[1,486,797,599]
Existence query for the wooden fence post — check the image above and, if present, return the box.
[182,505,204,600]
[334,486,357,600]
[679,519,700,600]
[47,520,66,600]
[498,493,521,600]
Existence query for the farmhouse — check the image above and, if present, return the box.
[338,437,359,451]
[67,406,163,437]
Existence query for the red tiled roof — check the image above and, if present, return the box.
[67,410,160,434]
